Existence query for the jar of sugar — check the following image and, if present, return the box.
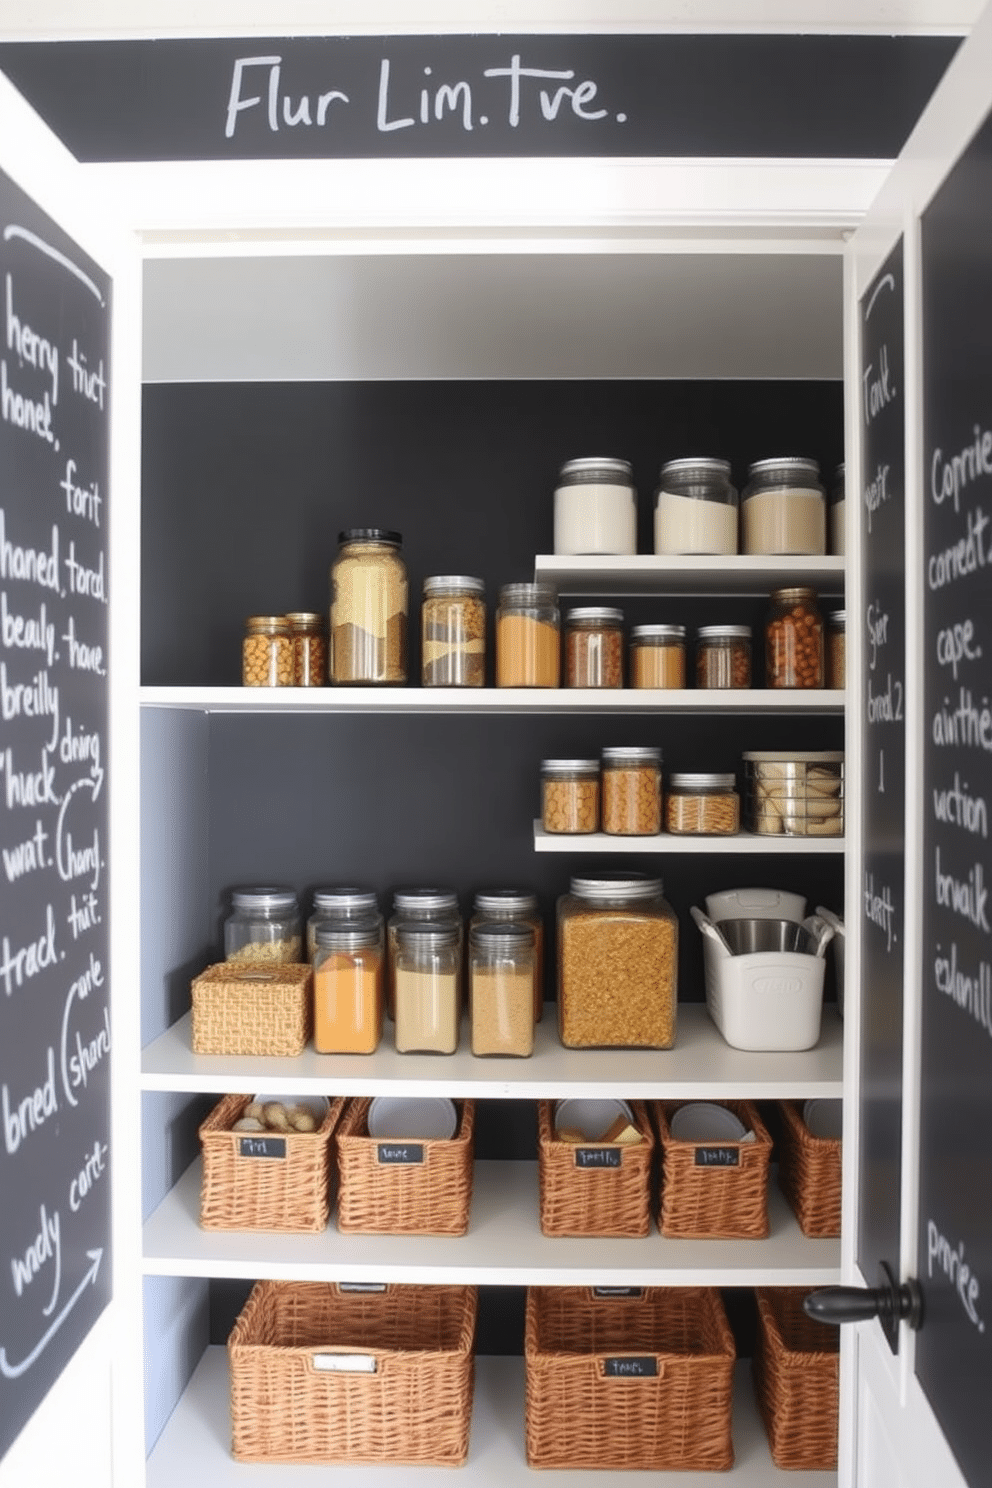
[741,457,826,556]
[653,458,738,555]
[553,457,637,555]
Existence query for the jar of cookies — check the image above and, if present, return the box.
[421,575,486,687]
[765,587,824,689]
[541,759,600,835]
[601,746,662,835]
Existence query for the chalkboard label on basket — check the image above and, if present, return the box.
[376,1143,424,1165]
[239,1136,286,1159]
[575,1146,623,1168]
[593,1288,643,1299]
[338,1282,387,1293]
[604,1356,658,1378]
[694,1146,740,1167]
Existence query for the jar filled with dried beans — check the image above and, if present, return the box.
[313,919,384,1054]
[629,624,686,688]
[541,759,600,835]
[827,609,846,689]
[496,583,560,687]
[224,888,302,964]
[696,625,752,689]
[665,772,740,835]
[242,615,294,687]
[765,587,824,689]
[286,611,327,687]
[421,575,486,687]
[330,529,408,684]
[469,921,536,1057]
[564,607,624,688]
[601,746,662,835]
[471,889,544,1022]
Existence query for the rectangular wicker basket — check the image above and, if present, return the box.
[653,1100,772,1239]
[198,1093,344,1233]
[229,1281,477,1466]
[537,1099,654,1237]
[190,961,312,1056]
[753,1287,840,1470]
[335,1097,474,1235]
[525,1285,735,1472]
[777,1099,842,1237]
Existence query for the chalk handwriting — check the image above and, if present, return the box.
[934,940,992,1039]
[927,1221,985,1333]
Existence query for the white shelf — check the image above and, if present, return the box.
[534,822,845,854]
[146,1350,836,1487]
[140,1005,843,1099]
[144,1158,840,1287]
[139,685,845,715]
[534,553,845,596]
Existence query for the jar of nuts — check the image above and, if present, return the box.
[696,625,752,689]
[564,607,624,688]
[827,609,846,689]
[541,759,600,835]
[224,887,303,964]
[285,611,328,686]
[765,587,824,689]
[242,615,294,687]
[629,624,686,688]
[665,772,740,835]
[601,746,662,835]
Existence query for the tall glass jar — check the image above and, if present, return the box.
[601,746,662,835]
[653,457,738,555]
[564,607,624,688]
[330,528,408,684]
[827,609,846,689]
[471,889,544,1022]
[557,874,678,1048]
[830,463,846,556]
[469,922,536,1057]
[695,625,752,689]
[242,615,293,687]
[307,887,382,960]
[496,583,560,687]
[765,587,824,689]
[313,919,384,1054]
[421,575,486,687]
[388,889,462,1020]
[285,611,328,687]
[741,458,826,556]
[629,624,686,688]
[553,456,637,556]
[393,922,461,1054]
[224,888,302,964]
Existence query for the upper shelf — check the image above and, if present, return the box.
[534,554,845,596]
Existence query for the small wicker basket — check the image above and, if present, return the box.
[335,1097,475,1235]
[537,1099,654,1237]
[229,1280,477,1466]
[753,1287,840,1470]
[525,1285,735,1472]
[198,1093,344,1233]
[190,961,312,1056]
[777,1099,842,1237]
[653,1100,772,1238]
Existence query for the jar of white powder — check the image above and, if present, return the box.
[741,458,826,555]
[653,458,738,555]
[553,457,637,555]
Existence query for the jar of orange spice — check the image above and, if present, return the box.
[313,920,384,1054]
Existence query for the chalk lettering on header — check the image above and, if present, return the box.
[931,425,992,513]
[225,55,349,138]
[927,1220,985,1333]
[934,940,992,1039]
[5,275,58,406]
[934,846,990,933]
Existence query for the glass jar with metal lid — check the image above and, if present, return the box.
[285,611,327,687]
[665,772,740,835]
[224,887,302,964]
[469,921,536,1057]
[564,607,624,688]
[472,889,544,1022]
[313,918,384,1054]
[601,746,662,835]
[393,921,461,1054]
[557,873,678,1048]
[307,887,383,960]
[422,575,486,687]
[541,759,600,836]
[653,457,738,555]
[242,615,293,687]
[830,462,846,556]
[388,888,462,1020]
[629,624,686,688]
[696,625,752,689]
[496,583,560,687]
[827,609,846,689]
[553,456,637,556]
[330,528,408,684]
[741,458,826,555]
[765,587,824,689]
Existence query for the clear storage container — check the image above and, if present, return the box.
[744,751,845,837]
[827,610,846,689]
[422,575,486,687]
[741,458,826,556]
[653,457,738,555]
[224,888,302,964]
[629,624,686,688]
[469,921,536,1056]
[601,746,662,835]
[313,919,384,1053]
[393,922,461,1054]
[553,456,637,556]
[242,615,293,687]
[471,889,544,1021]
[330,528,408,684]
[285,611,327,687]
[765,587,824,689]
[666,772,740,835]
[307,887,382,959]
[696,625,752,689]
[496,583,560,687]
[388,889,462,1020]
[564,607,624,688]
[541,759,600,835]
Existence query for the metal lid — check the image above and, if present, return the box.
[423,575,485,596]
[743,750,844,763]
[395,919,460,947]
[556,457,634,486]
[659,457,731,481]
[828,609,846,627]
[498,581,558,607]
[769,586,818,604]
[469,920,536,947]
[314,918,382,951]
[602,746,662,765]
[473,889,539,915]
[231,887,298,911]
[564,607,624,625]
[312,887,380,915]
[630,624,686,642]
[570,873,663,901]
[697,625,752,641]
[392,888,460,915]
[669,772,736,790]
[338,528,402,546]
[747,457,821,480]
[244,614,290,634]
[284,611,325,630]
[541,758,600,776]
[656,458,736,503]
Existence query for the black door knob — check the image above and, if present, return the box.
[804,1262,923,1352]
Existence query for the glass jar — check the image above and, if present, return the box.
[469,922,536,1057]
[307,887,382,960]
[388,889,462,1021]
[744,750,845,837]
[827,609,846,689]
[330,528,408,684]
[765,587,824,689]
[496,583,560,687]
[665,772,740,835]
[421,575,486,687]
[553,456,637,556]
[830,463,846,557]
[242,615,293,687]
[741,458,826,555]
[557,873,678,1048]
[629,624,686,689]
[393,922,461,1054]
[285,611,327,687]
[224,887,302,964]
[653,457,738,555]
[695,625,752,689]
[313,919,384,1054]
[601,746,662,835]
[564,607,624,688]
[472,889,544,1022]
[541,759,600,835]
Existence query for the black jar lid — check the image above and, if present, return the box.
[338,528,402,546]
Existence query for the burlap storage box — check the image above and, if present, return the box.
[777,1099,842,1237]
[190,961,312,1056]
[653,1100,772,1238]
[537,1099,654,1237]
[525,1285,735,1472]
[753,1287,840,1469]
[336,1097,474,1236]
[228,1281,477,1465]
[198,1093,344,1233]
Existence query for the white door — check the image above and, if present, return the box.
[0,68,142,1488]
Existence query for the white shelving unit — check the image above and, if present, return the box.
[535,554,845,596]
[535,823,845,854]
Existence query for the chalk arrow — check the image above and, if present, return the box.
[0,1248,102,1380]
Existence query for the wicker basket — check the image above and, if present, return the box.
[190,961,312,1056]
[537,1099,654,1237]
[753,1287,840,1470]
[525,1285,735,1472]
[198,1093,344,1233]
[653,1100,772,1238]
[229,1280,477,1465]
[777,1099,842,1237]
[335,1097,474,1235]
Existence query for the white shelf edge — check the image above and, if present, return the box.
[534,822,846,853]
[534,553,846,596]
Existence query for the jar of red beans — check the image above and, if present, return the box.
[765,587,824,689]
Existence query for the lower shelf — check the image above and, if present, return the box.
[147,1350,836,1485]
